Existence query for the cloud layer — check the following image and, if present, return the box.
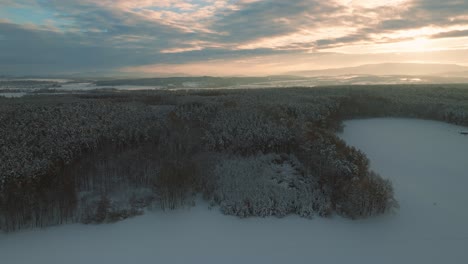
[1,0,468,75]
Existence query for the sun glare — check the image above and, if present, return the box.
[393,38,432,53]
[335,0,411,8]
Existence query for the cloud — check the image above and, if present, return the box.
[122,48,468,76]
[212,1,343,42]
[1,0,468,75]
[0,21,137,74]
[432,29,468,39]
[0,20,285,75]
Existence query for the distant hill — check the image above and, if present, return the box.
[288,63,468,77]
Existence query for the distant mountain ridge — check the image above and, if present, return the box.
[288,63,468,77]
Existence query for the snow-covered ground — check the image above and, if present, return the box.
[58,83,163,91]
[1,118,467,264]
[0,92,27,98]
[0,82,164,97]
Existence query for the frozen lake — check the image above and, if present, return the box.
[1,118,467,264]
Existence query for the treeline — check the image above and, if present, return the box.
[94,76,299,88]
[335,84,468,126]
[2,84,467,231]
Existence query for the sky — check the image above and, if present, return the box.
[1,0,468,76]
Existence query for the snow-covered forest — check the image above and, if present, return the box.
[1,84,467,231]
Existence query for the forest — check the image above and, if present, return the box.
[1,84,467,232]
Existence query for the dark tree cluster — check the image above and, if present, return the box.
[2,84,467,231]
[336,84,468,126]
[0,97,170,230]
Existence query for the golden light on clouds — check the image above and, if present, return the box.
[343,0,411,8]
[236,26,357,50]
[324,36,468,54]
[2,0,468,75]
[374,25,468,40]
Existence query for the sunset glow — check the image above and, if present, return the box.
[1,0,468,75]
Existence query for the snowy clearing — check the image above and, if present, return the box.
[1,118,467,264]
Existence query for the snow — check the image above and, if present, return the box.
[57,82,96,91]
[339,118,468,244]
[1,118,468,264]
[0,82,164,95]
[58,83,163,91]
[0,92,26,98]
[0,78,71,83]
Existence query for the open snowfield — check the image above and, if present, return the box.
[1,118,467,264]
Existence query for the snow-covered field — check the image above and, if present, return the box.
[0,82,164,97]
[58,83,163,91]
[1,118,467,264]
[0,92,27,98]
